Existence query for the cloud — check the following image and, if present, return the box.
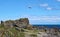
[39,3,60,10]
[40,3,48,7]
[57,0,60,2]
[20,15,60,22]
[46,7,52,10]
[39,4,53,10]
[29,16,60,22]
[46,7,60,10]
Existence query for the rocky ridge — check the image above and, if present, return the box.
[0,18,31,29]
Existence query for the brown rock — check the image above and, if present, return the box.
[3,18,30,28]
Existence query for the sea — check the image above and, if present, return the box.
[32,24,60,28]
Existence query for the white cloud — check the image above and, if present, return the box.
[29,16,60,22]
[39,3,60,10]
[57,0,60,2]
[46,7,52,10]
[46,7,60,10]
[21,15,60,22]
[40,3,48,7]
[39,4,53,10]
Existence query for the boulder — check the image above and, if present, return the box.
[3,18,30,28]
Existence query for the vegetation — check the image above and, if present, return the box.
[0,23,39,37]
[0,18,59,37]
[0,24,25,37]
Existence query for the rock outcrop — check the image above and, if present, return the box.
[2,18,30,28]
[14,18,29,28]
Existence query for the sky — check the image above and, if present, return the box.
[0,0,60,24]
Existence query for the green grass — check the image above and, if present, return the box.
[0,24,39,37]
[0,25,25,37]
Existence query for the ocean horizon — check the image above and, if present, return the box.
[32,24,60,28]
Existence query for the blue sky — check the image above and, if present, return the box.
[0,0,60,24]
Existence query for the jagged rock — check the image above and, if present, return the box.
[4,20,14,28]
[3,18,30,28]
[14,18,29,27]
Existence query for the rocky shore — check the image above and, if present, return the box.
[0,18,60,37]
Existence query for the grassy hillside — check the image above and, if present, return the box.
[0,24,37,37]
